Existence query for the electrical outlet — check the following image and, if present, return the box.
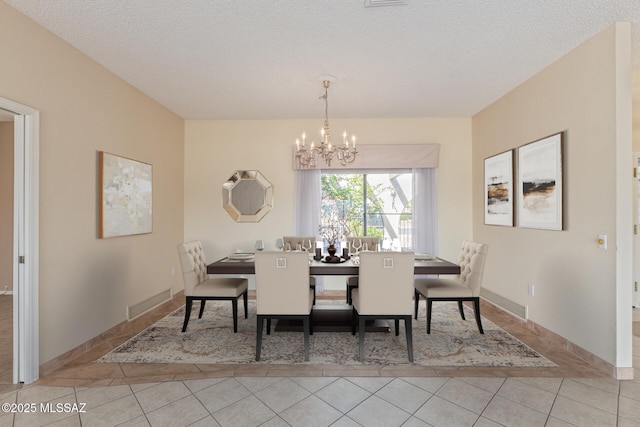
[528,283,535,296]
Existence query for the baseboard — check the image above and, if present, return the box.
[525,318,626,379]
[39,291,184,377]
[481,294,626,379]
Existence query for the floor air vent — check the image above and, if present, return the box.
[481,288,527,319]
[127,288,172,320]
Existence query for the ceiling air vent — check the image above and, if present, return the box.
[364,0,409,6]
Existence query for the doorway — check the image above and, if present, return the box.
[0,97,39,384]
[0,111,13,384]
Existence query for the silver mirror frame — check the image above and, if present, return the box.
[222,170,274,222]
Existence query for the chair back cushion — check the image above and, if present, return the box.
[282,236,316,251]
[346,236,379,252]
[457,241,489,296]
[255,251,311,315]
[357,252,414,315]
[177,241,208,296]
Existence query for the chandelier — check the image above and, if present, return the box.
[295,79,358,168]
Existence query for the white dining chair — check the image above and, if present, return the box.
[254,251,314,361]
[351,251,414,362]
[177,241,248,333]
[344,236,379,304]
[414,240,489,334]
[283,235,317,304]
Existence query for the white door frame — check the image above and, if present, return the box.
[634,153,640,308]
[1,96,39,384]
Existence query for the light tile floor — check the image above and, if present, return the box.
[1,373,639,426]
[0,298,639,426]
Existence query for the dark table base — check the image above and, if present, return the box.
[274,304,391,333]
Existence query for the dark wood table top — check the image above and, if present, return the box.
[207,255,460,276]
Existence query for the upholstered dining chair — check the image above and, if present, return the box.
[177,241,248,333]
[414,240,489,334]
[344,236,379,305]
[351,251,414,362]
[283,235,317,304]
[254,251,314,361]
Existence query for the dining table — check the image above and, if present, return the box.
[207,254,461,276]
[207,253,461,332]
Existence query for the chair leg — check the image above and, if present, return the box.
[267,319,271,335]
[359,316,366,361]
[303,316,310,361]
[347,285,358,305]
[182,297,194,332]
[351,307,357,335]
[473,298,484,334]
[426,299,433,334]
[243,290,248,319]
[457,300,466,320]
[198,299,206,318]
[394,319,399,336]
[414,290,419,320]
[405,316,413,362]
[232,299,238,333]
[309,308,314,336]
[256,316,264,361]
[311,285,316,305]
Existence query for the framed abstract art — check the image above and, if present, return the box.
[99,151,153,238]
[484,150,514,226]
[517,133,563,230]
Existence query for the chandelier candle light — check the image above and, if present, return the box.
[295,78,358,168]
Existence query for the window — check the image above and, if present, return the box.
[320,170,413,251]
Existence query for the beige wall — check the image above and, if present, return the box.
[185,118,472,265]
[0,122,13,292]
[0,3,185,363]
[473,23,632,367]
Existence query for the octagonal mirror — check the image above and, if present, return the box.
[222,170,274,222]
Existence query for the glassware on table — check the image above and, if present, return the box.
[301,239,312,253]
[285,242,292,252]
[296,243,302,251]
[275,238,284,251]
[255,240,264,252]
[352,238,362,255]
[362,242,368,252]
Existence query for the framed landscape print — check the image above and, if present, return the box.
[99,151,153,238]
[484,150,514,226]
[517,133,563,230]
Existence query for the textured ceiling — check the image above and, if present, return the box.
[4,0,640,119]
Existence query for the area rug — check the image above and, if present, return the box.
[98,301,556,367]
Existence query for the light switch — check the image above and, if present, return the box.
[598,234,607,249]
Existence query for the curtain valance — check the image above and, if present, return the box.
[292,144,440,170]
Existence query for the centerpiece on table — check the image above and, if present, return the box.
[318,224,341,261]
